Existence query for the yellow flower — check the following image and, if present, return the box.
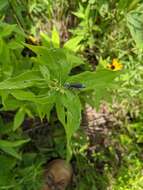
[27,36,38,44]
[107,59,123,71]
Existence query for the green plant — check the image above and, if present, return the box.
[0,117,29,160]
[0,109,44,190]
[68,3,100,52]
[1,1,143,189]
[0,22,121,160]
[111,157,143,190]
[0,152,44,190]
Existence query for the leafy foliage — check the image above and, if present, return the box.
[0,1,143,190]
[0,21,120,161]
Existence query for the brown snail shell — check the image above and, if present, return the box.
[42,159,73,190]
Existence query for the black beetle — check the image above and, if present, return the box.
[64,83,86,89]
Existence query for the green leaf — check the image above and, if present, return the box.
[8,40,23,49]
[66,68,119,90]
[26,45,70,81]
[34,91,57,119]
[40,32,51,48]
[66,51,85,68]
[72,3,85,19]
[11,90,36,101]
[118,0,140,11]
[36,102,54,120]
[24,108,34,118]
[0,22,17,37]
[0,90,9,105]
[127,8,143,49]
[0,146,21,160]
[0,139,30,148]
[118,0,131,10]
[23,43,47,55]
[0,70,42,89]
[0,155,16,172]
[52,26,60,48]
[67,67,121,108]
[85,85,112,108]
[13,107,25,131]
[0,40,12,78]
[0,139,29,159]
[39,65,50,81]
[45,48,70,81]
[2,97,23,111]
[0,38,4,55]
[0,172,16,187]
[0,0,8,10]
[56,91,81,160]
[73,12,85,19]
[64,36,83,52]
[56,101,66,127]
[128,0,141,11]
[11,89,56,104]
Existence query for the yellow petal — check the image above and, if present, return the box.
[106,59,123,71]
[112,59,123,71]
